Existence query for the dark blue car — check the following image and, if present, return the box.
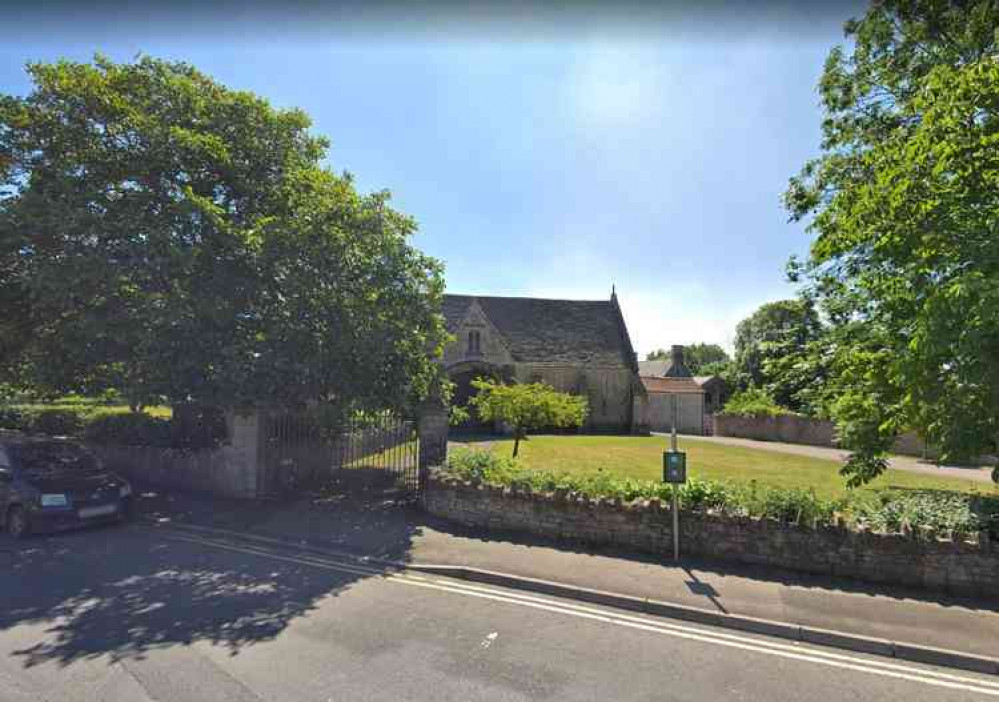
[0,436,133,539]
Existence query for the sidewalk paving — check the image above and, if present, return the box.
[134,487,999,660]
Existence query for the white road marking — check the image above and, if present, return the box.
[429,579,999,689]
[147,526,999,697]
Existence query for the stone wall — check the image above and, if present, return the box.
[714,414,837,447]
[92,443,260,499]
[425,475,998,598]
[713,413,943,458]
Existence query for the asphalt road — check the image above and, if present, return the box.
[2,523,998,702]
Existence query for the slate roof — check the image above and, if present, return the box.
[638,357,693,378]
[442,294,637,368]
[638,360,670,377]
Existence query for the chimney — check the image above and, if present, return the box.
[671,345,685,368]
[664,345,692,378]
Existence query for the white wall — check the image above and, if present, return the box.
[647,393,704,434]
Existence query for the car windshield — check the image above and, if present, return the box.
[9,443,99,477]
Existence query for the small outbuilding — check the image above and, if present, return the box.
[637,346,707,435]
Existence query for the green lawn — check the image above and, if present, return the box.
[469,435,997,500]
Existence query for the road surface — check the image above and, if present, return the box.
[2,523,997,701]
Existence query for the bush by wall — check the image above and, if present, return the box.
[169,403,228,449]
[722,388,793,418]
[444,448,997,537]
[30,409,87,436]
[84,412,174,447]
[0,405,99,435]
[0,401,226,449]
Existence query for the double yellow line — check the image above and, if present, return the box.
[142,523,999,698]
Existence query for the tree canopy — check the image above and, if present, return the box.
[646,343,730,375]
[0,55,447,412]
[469,379,588,458]
[732,299,826,414]
[784,0,999,484]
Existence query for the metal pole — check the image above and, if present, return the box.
[671,393,679,562]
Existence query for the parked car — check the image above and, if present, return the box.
[0,435,133,539]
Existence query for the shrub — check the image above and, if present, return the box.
[0,406,27,432]
[443,449,835,524]
[447,447,523,483]
[469,379,588,457]
[170,403,228,449]
[0,403,126,435]
[722,388,792,418]
[440,449,993,534]
[84,412,173,447]
[30,409,86,436]
[847,489,986,537]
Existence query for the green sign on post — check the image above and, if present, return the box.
[663,451,687,484]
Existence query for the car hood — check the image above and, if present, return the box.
[24,471,126,494]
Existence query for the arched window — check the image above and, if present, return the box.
[467,330,482,355]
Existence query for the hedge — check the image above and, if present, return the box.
[0,402,226,449]
[444,448,999,538]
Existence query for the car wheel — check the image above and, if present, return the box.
[7,506,29,539]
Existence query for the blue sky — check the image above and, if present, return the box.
[1,7,860,355]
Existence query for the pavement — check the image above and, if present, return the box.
[4,515,999,701]
[671,433,997,484]
[131,486,999,663]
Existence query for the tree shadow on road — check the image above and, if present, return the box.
[0,489,416,668]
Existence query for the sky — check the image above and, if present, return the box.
[0,1,865,356]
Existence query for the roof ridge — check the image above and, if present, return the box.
[443,292,611,304]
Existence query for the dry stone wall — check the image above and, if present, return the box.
[713,413,943,459]
[426,475,999,598]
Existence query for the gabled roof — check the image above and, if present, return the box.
[442,294,637,368]
[638,360,669,377]
[641,376,704,394]
[638,357,692,378]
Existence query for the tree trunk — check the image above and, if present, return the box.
[512,429,522,458]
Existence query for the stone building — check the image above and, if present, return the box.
[637,346,707,434]
[694,375,729,414]
[441,291,647,433]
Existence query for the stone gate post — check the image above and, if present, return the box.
[224,408,268,498]
[417,402,449,489]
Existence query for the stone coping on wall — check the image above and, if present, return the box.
[425,473,997,599]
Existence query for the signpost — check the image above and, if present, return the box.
[662,393,687,561]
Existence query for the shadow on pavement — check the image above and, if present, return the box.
[0,479,420,669]
[137,474,423,561]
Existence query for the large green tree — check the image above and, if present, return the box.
[0,55,446,411]
[732,299,826,413]
[784,0,999,484]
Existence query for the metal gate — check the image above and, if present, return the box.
[261,411,420,497]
